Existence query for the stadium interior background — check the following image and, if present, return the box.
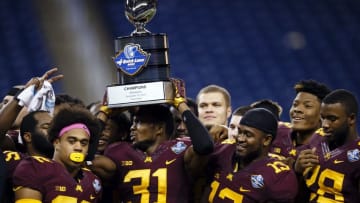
[1,0,359,122]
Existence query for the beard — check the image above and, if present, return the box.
[133,139,156,152]
[242,150,261,163]
[32,132,54,158]
[329,125,349,150]
[235,145,263,166]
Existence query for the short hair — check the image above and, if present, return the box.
[196,84,231,107]
[108,112,132,143]
[294,80,331,101]
[6,85,24,96]
[232,105,252,116]
[251,99,282,120]
[48,106,100,144]
[55,93,86,108]
[20,110,48,139]
[135,104,174,138]
[322,89,358,117]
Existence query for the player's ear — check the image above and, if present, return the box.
[53,138,61,151]
[263,134,272,147]
[154,124,164,136]
[348,112,356,126]
[226,106,232,119]
[23,132,32,143]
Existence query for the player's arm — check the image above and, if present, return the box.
[177,102,214,176]
[171,78,213,173]
[0,67,63,149]
[14,187,42,203]
[0,97,23,149]
[178,103,214,155]
[87,154,117,182]
[267,160,299,202]
[172,80,214,156]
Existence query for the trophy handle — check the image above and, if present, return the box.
[133,21,150,36]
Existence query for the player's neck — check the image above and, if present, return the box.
[145,144,158,154]
[339,129,359,147]
[293,129,316,146]
[237,151,267,170]
[144,138,165,154]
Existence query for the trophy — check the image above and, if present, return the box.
[106,0,174,108]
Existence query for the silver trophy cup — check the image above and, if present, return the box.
[125,0,157,35]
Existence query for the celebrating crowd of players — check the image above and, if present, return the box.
[0,68,359,202]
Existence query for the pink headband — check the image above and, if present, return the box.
[59,123,90,137]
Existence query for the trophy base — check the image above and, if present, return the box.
[106,81,174,108]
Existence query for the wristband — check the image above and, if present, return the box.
[99,105,111,115]
[173,97,186,108]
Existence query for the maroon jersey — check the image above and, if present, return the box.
[203,139,298,203]
[6,130,26,153]
[13,156,102,203]
[303,137,360,202]
[2,150,27,203]
[3,150,27,178]
[270,122,325,159]
[104,137,192,203]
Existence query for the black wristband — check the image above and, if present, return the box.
[183,110,214,155]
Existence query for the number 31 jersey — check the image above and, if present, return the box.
[104,138,192,203]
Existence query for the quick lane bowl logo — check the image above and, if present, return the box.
[113,43,150,76]
[251,174,264,188]
[347,149,360,162]
[171,141,187,154]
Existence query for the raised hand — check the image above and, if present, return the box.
[170,78,186,108]
[24,67,64,89]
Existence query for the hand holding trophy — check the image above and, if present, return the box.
[107,0,175,108]
[170,78,186,108]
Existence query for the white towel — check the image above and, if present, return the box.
[17,85,35,107]
[28,81,56,115]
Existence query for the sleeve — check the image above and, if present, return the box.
[266,163,298,201]
[0,150,6,200]
[15,199,42,203]
[13,158,50,193]
[182,110,214,155]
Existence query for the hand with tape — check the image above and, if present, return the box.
[97,89,132,124]
[170,78,187,109]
